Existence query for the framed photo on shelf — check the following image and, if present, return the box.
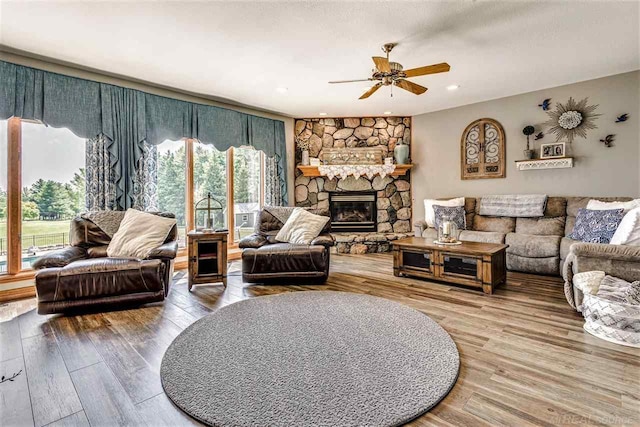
[540,142,566,159]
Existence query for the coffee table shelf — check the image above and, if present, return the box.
[392,237,508,294]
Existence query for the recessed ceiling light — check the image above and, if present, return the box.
[276,87,288,93]
[319,112,327,116]
[384,111,392,115]
[447,84,460,91]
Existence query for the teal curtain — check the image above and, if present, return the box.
[0,60,288,208]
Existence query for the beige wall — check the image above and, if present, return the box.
[412,71,640,222]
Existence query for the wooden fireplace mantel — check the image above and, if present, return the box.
[296,164,413,178]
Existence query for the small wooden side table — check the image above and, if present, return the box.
[187,230,228,291]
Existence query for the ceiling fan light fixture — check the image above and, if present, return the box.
[447,84,460,91]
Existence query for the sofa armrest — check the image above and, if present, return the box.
[311,233,335,248]
[239,233,268,249]
[414,220,428,237]
[146,241,178,260]
[570,242,640,263]
[31,246,88,270]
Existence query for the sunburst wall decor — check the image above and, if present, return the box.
[545,97,600,143]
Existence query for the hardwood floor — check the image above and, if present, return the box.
[0,254,638,427]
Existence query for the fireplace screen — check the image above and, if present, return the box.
[329,192,377,232]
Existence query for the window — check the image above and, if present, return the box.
[20,121,86,269]
[194,142,228,230]
[233,147,262,242]
[0,120,7,273]
[1,121,268,278]
[157,139,187,247]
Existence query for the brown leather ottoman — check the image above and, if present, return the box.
[241,243,330,284]
[35,258,166,314]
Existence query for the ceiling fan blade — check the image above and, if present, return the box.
[403,62,451,78]
[359,83,383,100]
[372,56,391,73]
[328,78,373,84]
[395,79,428,95]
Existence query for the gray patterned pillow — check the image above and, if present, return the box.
[569,208,624,244]
[433,205,466,231]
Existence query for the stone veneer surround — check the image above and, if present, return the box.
[294,117,412,249]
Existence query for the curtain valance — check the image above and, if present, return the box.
[0,60,288,207]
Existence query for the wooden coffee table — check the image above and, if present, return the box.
[392,237,508,294]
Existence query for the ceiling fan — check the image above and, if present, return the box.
[329,43,450,99]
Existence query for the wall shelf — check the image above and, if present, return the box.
[297,164,413,177]
[515,157,573,171]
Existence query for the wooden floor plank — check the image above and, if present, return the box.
[70,362,146,427]
[0,356,34,427]
[44,411,90,427]
[0,255,638,427]
[22,333,83,426]
[0,317,23,362]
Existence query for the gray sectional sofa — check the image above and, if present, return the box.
[414,196,640,287]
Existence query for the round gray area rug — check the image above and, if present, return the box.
[161,291,459,427]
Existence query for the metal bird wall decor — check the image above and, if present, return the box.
[534,132,544,140]
[538,98,551,111]
[615,114,629,123]
[600,134,615,147]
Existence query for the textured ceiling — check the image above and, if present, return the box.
[1,1,638,118]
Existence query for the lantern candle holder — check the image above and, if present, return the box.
[195,193,224,232]
[436,216,461,245]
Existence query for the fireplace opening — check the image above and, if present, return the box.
[329,191,377,232]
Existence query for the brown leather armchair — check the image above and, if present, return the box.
[239,208,334,284]
[32,212,178,314]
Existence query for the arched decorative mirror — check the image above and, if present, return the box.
[461,118,506,180]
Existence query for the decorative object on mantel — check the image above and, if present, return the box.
[322,147,382,165]
[515,157,574,171]
[309,158,321,166]
[394,140,410,164]
[540,142,566,159]
[534,132,544,140]
[297,164,412,178]
[318,164,396,180]
[615,114,629,123]
[600,134,615,147]
[545,97,600,143]
[522,125,535,159]
[538,98,551,111]
[461,118,506,180]
[297,138,311,166]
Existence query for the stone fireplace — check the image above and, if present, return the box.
[294,117,413,253]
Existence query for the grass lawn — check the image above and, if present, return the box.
[0,220,72,237]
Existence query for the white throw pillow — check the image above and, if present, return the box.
[107,209,177,258]
[424,197,464,228]
[574,271,605,295]
[587,199,640,213]
[275,208,329,245]
[610,207,640,246]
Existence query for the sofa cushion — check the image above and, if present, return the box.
[433,205,466,230]
[459,230,506,244]
[610,207,640,246]
[108,209,177,259]
[35,258,165,303]
[544,197,568,218]
[516,217,565,236]
[565,197,633,235]
[569,208,625,244]
[507,253,559,275]
[473,215,516,233]
[506,233,560,258]
[424,197,464,227]
[242,243,328,274]
[276,208,330,245]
